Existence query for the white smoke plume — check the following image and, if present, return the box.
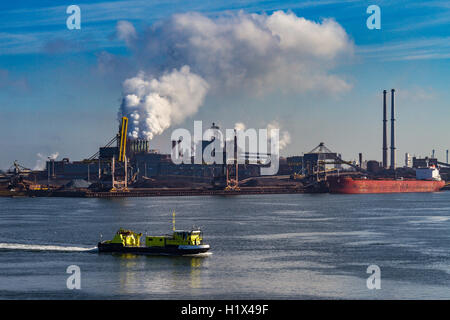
[267,121,291,150]
[120,66,209,140]
[279,131,291,150]
[33,152,59,170]
[234,121,291,151]
[117,10,353,139]
[234,122,246,131]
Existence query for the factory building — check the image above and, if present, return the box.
[286,156,304,173]
[412,157,438,168]
[303,143,338,175]
[44,158,111,182]
[42,119,353,185]
[133,152,169,178]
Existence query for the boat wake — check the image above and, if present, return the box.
[184,252,213,257]
[0,243,98,253]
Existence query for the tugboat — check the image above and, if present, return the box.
[97,212,210,255]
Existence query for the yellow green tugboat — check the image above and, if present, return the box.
[97,212,210,255]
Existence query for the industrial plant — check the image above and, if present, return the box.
[1,89,449,197]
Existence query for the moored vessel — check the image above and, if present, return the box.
[328,166,445,194]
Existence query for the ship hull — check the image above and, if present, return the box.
[98,242,210,255]
[328,177,445,194]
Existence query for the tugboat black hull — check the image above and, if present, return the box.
[97,242,210,255]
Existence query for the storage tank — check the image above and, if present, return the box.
[367,160,381,173]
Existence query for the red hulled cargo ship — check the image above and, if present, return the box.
[328,166,446,194]
[328,176,445,194]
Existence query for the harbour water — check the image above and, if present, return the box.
[0,192,449,299]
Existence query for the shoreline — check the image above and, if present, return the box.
[0,186,306,198]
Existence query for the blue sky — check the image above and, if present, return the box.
[0,0,449,169]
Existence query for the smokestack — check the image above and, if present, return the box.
[390,89,396,170]
[171,139,182,158]
[359,153,363,168]
[234,129,238,185]
[234,129,238,163]
[382,90,388,168]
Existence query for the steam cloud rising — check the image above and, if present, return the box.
[234,121,291,150]
[267,121,291,150]
[33,152,59,170]
[118,10,353,140]
[120,66,209,140]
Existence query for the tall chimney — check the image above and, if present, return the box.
[382,90,388,168]
[390,89,396,170]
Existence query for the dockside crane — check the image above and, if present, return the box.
[84,117,130,191]
[6,161,33,191]
[111,116,129,192]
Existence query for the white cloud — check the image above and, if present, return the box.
[116,20,137,45]
[397,87,438,103]
[358,37,450,61]
[131,10,353,95]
